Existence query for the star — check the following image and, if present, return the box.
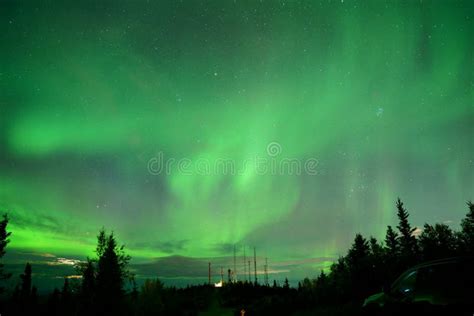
[376,107,384,117]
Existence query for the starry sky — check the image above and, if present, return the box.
[0,0,473,288]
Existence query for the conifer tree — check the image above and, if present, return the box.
[396,198,419,264]
[94,229,130,314]
[419,223,456,260]
[384,225,399,257]
[20,262,32,301]
[460,201,474,254]
[0,214,11,291]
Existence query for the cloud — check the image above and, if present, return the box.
[129,239,189,254]
[2,248,337,292]
[133,255,336,280]
[412,227,423,237]
[210,242,235,255]
[47,257,82,266]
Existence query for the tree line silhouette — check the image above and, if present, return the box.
[296,199,474,307]
[0,198,472,315]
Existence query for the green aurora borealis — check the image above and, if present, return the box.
[0,0,473,284]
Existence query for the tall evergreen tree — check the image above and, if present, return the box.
[17,262,35,314]
[395,198,419,264]
[0,214,11,291]
[80,257,96,294]
[315,270,327,289]
[346,234,371,299]
[368,237,385,290]
[384,225,399,257]
[419,223,456,260]
[94,229,130,315]
[130,276,138,303]
[139,279,165,315]
[329,256,350,301]
[20,262,32,301]
[62,277,70,294]
[61,278,71,302]
[314,270,329,303]
[347,234,370,266]
[96,229,107,258]
[383,225,402,281]
[369,237,384,260]
[460,201,474,254]
[78,258,96,316]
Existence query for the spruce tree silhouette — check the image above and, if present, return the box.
[419,223,456,260]
[384,225,399,257]
[94,229,130,316]
[16,262,33,314]
[368,237,384,290]
[329,256,350,302]
[81,258,95,295]
[61,277,71,313]
[314,270,329,303]
[0,214,11,292]
[20,262,32,302]
[347,234,370,266]
[62,277,70,297]
[316,270,327,287]
[130,276,138,304]
[347,234,371,299]
[460,200,474,254]
[384,225,401,281]
[396,198,419,267]
[76,257,96,315]
[139,279,165,315]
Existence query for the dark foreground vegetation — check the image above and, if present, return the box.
[0,198,473,315]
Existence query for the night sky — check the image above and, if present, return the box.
[0,0,473,287]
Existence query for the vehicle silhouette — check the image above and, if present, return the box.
[362,257,474,316]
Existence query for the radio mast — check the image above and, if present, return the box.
[254,247,257,284]
[233,244,237,282]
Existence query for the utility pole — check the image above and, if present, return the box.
[254,247,257,284]
[248,261,251,283]
[233,244,237,282]
[208,262,211,285]
[243,245,246,281]
[264,257,269,286]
